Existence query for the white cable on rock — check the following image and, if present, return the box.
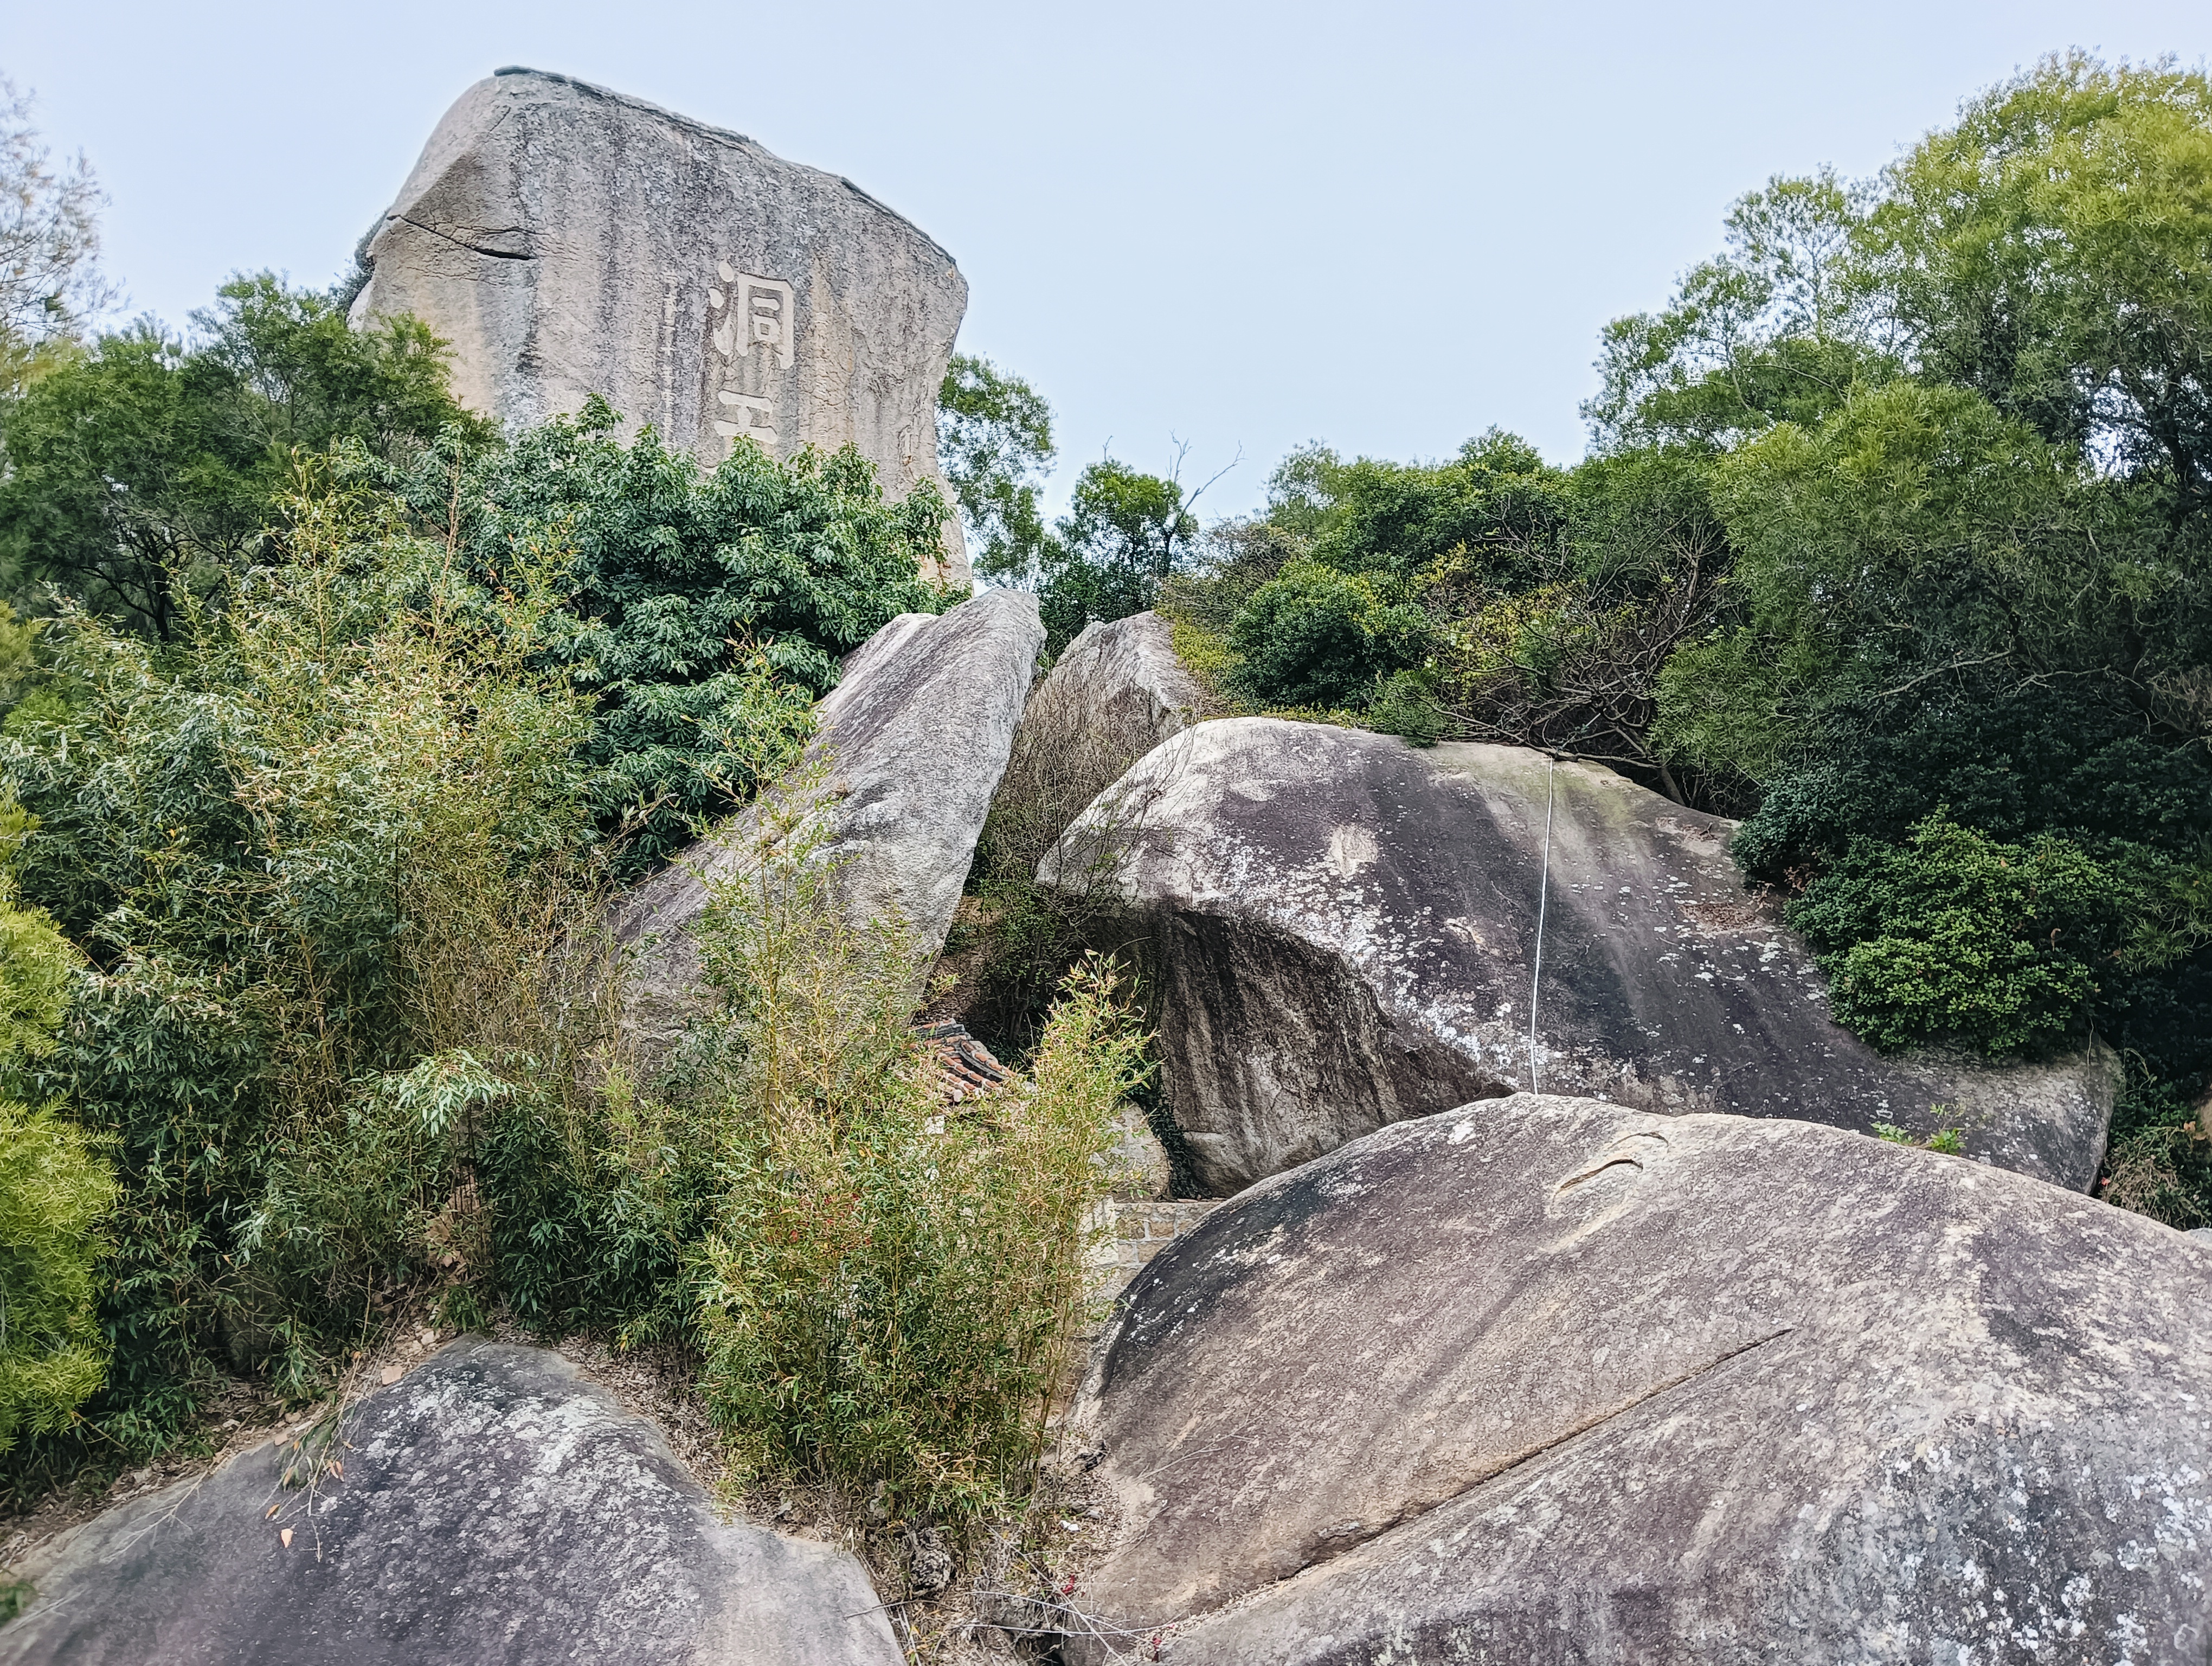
[1529,755,1556,1095]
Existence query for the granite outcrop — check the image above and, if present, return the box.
[350,67,969,582]
[1042,717,2118,1193]
[1064,1093,2212,1664]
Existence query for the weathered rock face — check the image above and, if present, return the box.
[1032,611,1206,758]
[1064,1094,2212,1664]
[1,1339,898,1666]
[612,589,1041,1063]
[350,67,969,584]
[1043,717,2116,1193]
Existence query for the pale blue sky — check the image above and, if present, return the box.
[4,1,2208,518]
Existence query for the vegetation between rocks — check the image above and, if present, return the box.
[1,50,2207,1619]
[945,53,2212,1224]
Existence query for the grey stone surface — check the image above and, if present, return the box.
[1033,611,1206,758]
[1043,717,2117,1194]
[350,67,969,584]
[1102,1101,1173,1200]
[612,589,1041,1063]
[1063,1094,2212,1665]
[0,1339,898,1666]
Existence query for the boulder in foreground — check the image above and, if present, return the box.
[1043,717,2116,1191]
[1064,1094,2212,1664]
[1,1339,898,1666]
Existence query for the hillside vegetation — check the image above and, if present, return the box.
[1128,55,2210,1223]
[0,49,2202,1552]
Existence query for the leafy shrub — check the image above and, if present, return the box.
[0,854,112,1458]
[691,782,1148,1519]
[376,402,949,874]
[0,1100,113,1457]
[1366,668,1448,746]
[1,479,606,1451]
[1226,561,1432,709]
[1786,815,2136,1055]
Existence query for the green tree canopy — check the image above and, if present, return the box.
[0,275,483,638]
[376,399,953,872]
[1869,53,2212,505]
[937,353,1056,586]
[1037,456,1202,652]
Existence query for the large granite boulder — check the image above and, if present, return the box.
[1042,717,2116,1193]
[1062,1094,2212,1664]
[1033,611,1206,760]
[350,67,969,584]
[613,589,1041,1062]
[974,611,1210,900]
[0,1339,898,1666]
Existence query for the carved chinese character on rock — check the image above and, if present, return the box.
[714,389,776,447]
[708,264,794,454]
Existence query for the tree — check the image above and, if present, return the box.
[937,353,1057,586]
[0,78,112,393]
[1867,53,2212,509]
[1277,430,1558,585]
[0,276,483,637]
[1585,170,1897,452]
[1038,453,1211,651]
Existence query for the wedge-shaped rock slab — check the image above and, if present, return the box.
[1064,1095,2212,1664]
[351,67,968,582]
[1044,717,2115,1191]
[1,1339,897,1666]
[613,589,1041,1063]
[1029,610,1206,760]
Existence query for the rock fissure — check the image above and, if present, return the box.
[394,213,533,260]
[1263,1323,1802,1587]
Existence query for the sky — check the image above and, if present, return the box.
[4,1,2209,521]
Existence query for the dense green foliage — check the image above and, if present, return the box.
[1037,458,1202,652]
[1,482,603,1460]
[376,399,951,873]
[691,782,1145,1516]
[0,257,1100,1518]
[1786,816,2138,1056]
[0,1099,113,1456]
[0,276,483,637]
[0,841,113,1457]
[1226,561,1431,709]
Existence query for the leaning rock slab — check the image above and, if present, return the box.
[351,67,969,582]
[1063,1095,2212,1664]
[1043,717,2115,1193]
[613,588,1041,1063]
[0,1338,898,1666]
